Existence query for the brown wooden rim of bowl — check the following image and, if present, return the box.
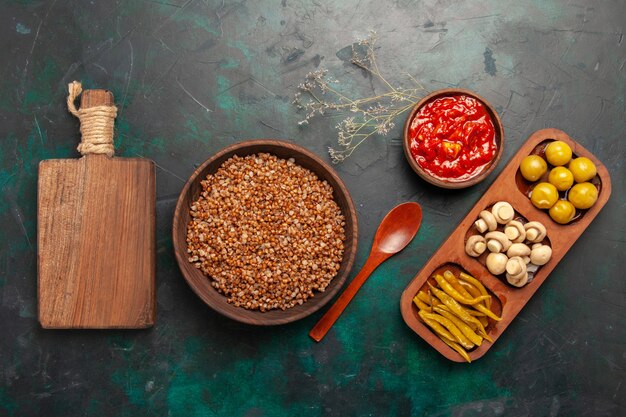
[172,139,359,325]
[402,88,505,189]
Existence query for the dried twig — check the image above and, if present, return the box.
[293,31,426,163]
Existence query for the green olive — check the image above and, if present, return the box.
[545,141,572,166]
[569,157,597,183]
[548,166,574,191]
[530,182,559,209]
[549,200,576,224]
[520,155,547,182]
[568,182,598,209]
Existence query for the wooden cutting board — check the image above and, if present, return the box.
[38,87,156,328]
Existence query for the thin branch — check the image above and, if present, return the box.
[293,31,426,163]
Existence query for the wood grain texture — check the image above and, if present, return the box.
[37,90,156,328]
[172,140,358,325]
[400,128,612,362]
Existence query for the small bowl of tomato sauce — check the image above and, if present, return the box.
[403,89,504,189]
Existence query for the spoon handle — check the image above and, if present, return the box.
[309,252,389,342]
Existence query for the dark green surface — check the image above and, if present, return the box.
[1,1,625,416]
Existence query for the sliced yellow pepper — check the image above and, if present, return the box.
[443,270,475,299]
[419,310,474,350]
[433,305,483,346]
[441,338,471,363]
[458,280,485,304]
[473,303,502,322]
[416,290,439,306]
[428,283,477,324]
[412,296,432,312]
[429,283,493,331]
[418,310,457,343]
[458,272,492,310]
[434,274,490,305]
[430,303,492,344]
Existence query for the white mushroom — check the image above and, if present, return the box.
[504,220,526,243]
[523,256,531,264]
[524,221,547,243]
[474,210,497,233]
[507,272,529,287]
[465,235,487,257]
[506,256,527,277]
[527,263,540,274]
[507,242,531,258]
[486,252,508,275]
[506,256,529,287]
[485,231,512,253]
[492,201,515,224]
[530,244,552,266]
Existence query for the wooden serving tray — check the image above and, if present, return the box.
[400,128,612,362]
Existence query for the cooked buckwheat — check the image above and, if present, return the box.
[187,153,346,312]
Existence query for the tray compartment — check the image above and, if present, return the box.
[515,139,604,225]
[464,202,552,287]
[404,259,506,362]
[412,262,503,328]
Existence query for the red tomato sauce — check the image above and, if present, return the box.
[408,95,497,182]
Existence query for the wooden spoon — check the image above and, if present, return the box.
[309,202,423,342]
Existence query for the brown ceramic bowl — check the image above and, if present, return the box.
[402,88,504,189]
[172,139,359,325]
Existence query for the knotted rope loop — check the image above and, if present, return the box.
[67,81,117,157]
